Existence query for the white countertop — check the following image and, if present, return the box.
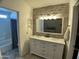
[30,35,65,45]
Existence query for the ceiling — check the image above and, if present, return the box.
[25,0,69,8]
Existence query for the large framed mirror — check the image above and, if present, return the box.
[35,15,64,35]
[36,18,63,34]
[33,14,68,38]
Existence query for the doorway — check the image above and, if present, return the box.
[0,7,19,58]
[10,12,18,49]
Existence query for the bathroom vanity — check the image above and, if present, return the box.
[31,4,69,59]
[30,35,65,59]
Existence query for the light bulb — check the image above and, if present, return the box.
[52,16,57,19]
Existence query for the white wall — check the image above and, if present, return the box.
[0,0,32,56]
[66,0,78,59]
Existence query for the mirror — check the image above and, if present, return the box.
[36,17,64,35]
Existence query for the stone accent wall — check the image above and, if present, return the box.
[33,3,69,38]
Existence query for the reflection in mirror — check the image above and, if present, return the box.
[44,19,62,33]
[36,16,64,35]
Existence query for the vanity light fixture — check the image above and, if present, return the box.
[39,14,61,20]
[52,16,57,19]
[39,16,44,20]
[39,15,47,20]
[48,15,53,19]
[0,14,7,19]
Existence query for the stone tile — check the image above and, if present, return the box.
[2,49,44,59]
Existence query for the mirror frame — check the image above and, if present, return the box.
[33,17,65,36]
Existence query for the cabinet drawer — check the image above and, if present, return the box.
[30,39,39,44]
[47,42,57,46]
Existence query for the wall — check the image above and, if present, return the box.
[0,0,32,56]
[66,0,78,59]
[33,3,69,38]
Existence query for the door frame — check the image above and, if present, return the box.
[67,1,79,59]
[0,6,20,55]
[72,2,79,58]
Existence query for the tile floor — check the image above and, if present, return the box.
[2,49,44,59]
[17,54,44,59]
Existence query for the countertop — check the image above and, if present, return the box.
[30,35,65,45]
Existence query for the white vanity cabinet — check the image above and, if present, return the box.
[30,39,47,57]
[47,43,64,59]
[30,36,65,59]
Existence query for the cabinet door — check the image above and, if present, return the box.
[38,41,47,58]
[30,39,47,58]
[30,39,40,53]
[30,39,45,56]
[54,45,64,59]
[47,43,57,59]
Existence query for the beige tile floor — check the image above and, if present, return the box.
[16,54,44,59]
[2,49,44,59]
